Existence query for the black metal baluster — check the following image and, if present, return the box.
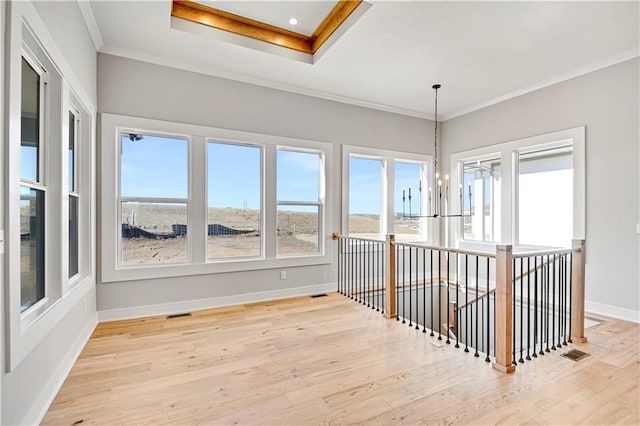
[551,254,556,350]
[438,250,442,340]
[526,257,531,361]
[355,240,360,302]
[512,258,517,366]
[408,246,413,327]
[568,253,573,344]
[446,252,451,344]
[423,248,427,333]
[455,253,459,348]
[381,242,385,314]
[365,241,371,308]
[415,248,420,330]
[475,255,479,358]
[465,254,469,352]
[545,255,550,353]
[485,256,490,362]
[430,249,434,336]
[361,240,365,305]
[401,246,406,323]
[557,254,562,347]
[373,241,378,310]
[559,254,564,346]
[396,245,400,321]
[532,256,538,358]
[539,256,545,356]
[519,258,524,364]
[563,254,568,345]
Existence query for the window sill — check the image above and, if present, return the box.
[102,254,331,283]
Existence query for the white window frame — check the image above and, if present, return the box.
[276,146,326,257]
[460,154,502,243]
[6,2,97,370]
[206,140,264,261]
[117,129,192,267]
[101,114,333,283]
[450,126,586,252]
[342,145,433,242]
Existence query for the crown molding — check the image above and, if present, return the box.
[442,48,640,121]
[77,0,103,50]
[98,45,431,119]
[99,44,638,123]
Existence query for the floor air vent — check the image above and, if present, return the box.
[166,312,192,319]
[561,349,590,362]
[311,293,328,298]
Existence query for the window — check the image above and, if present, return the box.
[462,157,501,242]
[102,114,332,282]
[451,126,585,249]
[68,109,79,278]
[518,145,573,247]
[394,161,425,240]
[348,157,382,238]
[344,147,431,241]
[277,149,323,256]
[119,133,189,265]
[207,142,262,259]
[7,5,96,370]
[20,55,46,312]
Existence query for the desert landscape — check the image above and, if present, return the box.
[118,203,421,265]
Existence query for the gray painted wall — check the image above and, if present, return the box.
[2,2,98,424]
[97,53,434,312]
[32,1,97,101]
[441,58,640,315]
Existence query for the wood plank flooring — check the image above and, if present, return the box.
[43,293,639,425]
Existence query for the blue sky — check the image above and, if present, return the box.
[119,135,473,214]
[121,136,321,209]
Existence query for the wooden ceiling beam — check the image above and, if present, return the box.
[172,1,312,54]
[311,1,362,54]
[171,0,364,56]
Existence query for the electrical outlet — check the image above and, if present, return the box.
[637,223,640,234]
[280,271,286,280]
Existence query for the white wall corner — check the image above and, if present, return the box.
[98,283,338,322]
[21,314,98,425]
[77,0,103,51]
[585,300,640,324]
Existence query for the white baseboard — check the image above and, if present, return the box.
[98,282,337,322]
[24,314,98,425]
[586,300,640,323]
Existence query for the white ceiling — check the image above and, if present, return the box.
[198,1,337,36]
[88,1,640,120]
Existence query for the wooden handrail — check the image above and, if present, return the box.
[456,288,496,311]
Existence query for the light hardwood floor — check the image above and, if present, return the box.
[43,293,639,425]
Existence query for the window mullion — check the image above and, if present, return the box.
[190,136,206,264]
[264,145,277,259]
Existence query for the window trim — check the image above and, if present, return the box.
[461,154,502,243]
[101,113,333,283]
[342,144,433,242]
[206,140,264,262]
[450,126,586,251]
[6,2,97,371]
[276,147,326,257]
[117,130,191,267]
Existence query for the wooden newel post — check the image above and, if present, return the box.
[384,234,397,319]
[492,244,516,374]
[571,239,587,343]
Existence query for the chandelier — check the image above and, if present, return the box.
[401,84,471,219]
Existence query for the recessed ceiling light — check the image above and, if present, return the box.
[289,17,298,26]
